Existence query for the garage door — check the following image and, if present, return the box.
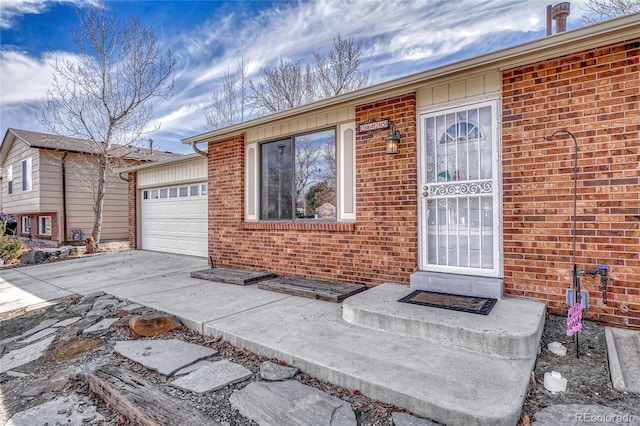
[140,183,207,257]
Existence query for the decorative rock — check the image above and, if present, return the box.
[83,318,118,335]
[5,370,29,378]
[547,342,567,356]
[19,250,46,265]
[78,291,106,305]
[174,360,213,376]
[69,303,93,315]
[392,412,439,426]
[171,360,252,393]
[53,317,83,327]
[21,367,73,397]
[229,380,356,426]
[129,312,182,337]
[6,393,104,426]
[260,361,299,381]
[0,336,56,374]
[532,404,639,426]
[19,327,57,343]
[92,296,119,312]
[114,339,217,376]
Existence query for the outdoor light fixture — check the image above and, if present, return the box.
[385,122,401,154]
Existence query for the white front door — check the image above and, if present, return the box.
[419,100,500,277]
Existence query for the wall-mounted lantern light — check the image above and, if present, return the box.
[385,122,401,154]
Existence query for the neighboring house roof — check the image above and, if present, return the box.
[183,12,640,146]
[0,128,182,166]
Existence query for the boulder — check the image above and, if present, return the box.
[129,312,182,337]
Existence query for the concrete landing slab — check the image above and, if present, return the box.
[124,281,290,333]
[191,267,276,285]
[114,339,217,376]
[605,327,640,393]
[343,283,545,359]
[229,380,356,426]
[171,360,252,393]
[0,335,56,374]
[203,295,535,426]
[532,404,639,425]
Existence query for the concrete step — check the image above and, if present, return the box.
[196,293,537,426]
[343,283,545,359]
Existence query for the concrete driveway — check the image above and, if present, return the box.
[0,250,208,314]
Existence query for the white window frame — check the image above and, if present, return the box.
[245,123,356,222]
[22,216,31,234]
[38,216,52,235]
[22,157,32,191]
[7,165,13,194]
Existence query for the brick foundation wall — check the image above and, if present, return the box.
[502,40,640,327]
[208,93,418,286]
[128,172,137,249]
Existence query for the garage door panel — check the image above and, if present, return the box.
[140,184,207,257]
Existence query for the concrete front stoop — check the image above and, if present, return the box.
[190,283,545,426]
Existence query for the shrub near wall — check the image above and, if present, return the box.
[207,93,418,286]
[502,40,640,327]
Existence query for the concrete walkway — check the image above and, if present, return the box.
[1,250,546,425]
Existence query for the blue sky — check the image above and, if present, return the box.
[1,0,590,154]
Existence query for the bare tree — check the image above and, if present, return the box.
[40,4,175,245]
[249,58,315,116]
[313,34,369,98]
[582,0,640,23]
[204,57,248,129]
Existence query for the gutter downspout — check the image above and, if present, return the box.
[191,141,208,157]
[61,152,68,245]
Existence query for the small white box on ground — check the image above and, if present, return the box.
[544,371,567,392]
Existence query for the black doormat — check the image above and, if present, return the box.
[398,290,497,315]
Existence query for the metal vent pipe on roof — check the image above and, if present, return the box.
[547,2,571,35]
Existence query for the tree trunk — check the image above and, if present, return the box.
[92,157,108,246]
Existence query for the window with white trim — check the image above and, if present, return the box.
[261,129,336,220]
[22,216,30,234]
[38,216,52,235]
[22,158,32,191]
[245,124,356,222]
[7,165,12,194]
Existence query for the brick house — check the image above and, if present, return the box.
[127,14,639,328]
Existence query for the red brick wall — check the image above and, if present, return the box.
[208,93,418,286]
[128,172,137,249]
[502,40,640,327]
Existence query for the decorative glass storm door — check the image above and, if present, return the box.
[419,101,500,277]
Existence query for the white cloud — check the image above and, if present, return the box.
[0,50,82,105]
[0,0,100,29]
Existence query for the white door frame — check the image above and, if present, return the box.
[417,99,502,278]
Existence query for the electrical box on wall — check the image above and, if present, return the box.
[567,290,588,309]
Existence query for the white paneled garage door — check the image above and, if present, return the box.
[140,183,207,257]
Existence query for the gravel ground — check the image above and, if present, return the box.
[520,312,640,424]
[0,295,398,426]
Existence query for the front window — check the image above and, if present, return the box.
[38,216,52,235]
[260,129,336,220]
[22,216,31,234]
[7,165,13,194]
[22,158,32,191]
